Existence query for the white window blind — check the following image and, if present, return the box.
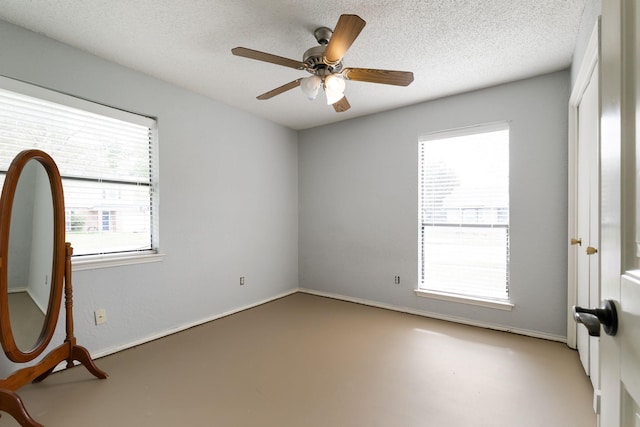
[0,76,157,257]
[419,123,509,301]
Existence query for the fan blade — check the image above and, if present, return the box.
[323,14,366,65]
[257,79,302,100]
[333,96,351,113]
[232,47,308,70]
[342,68,414,86]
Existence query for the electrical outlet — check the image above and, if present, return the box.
[240,276,245,286]
[394,275,401,284]
[94,309,107,325]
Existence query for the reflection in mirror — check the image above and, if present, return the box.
[0,149,108,427]
[7,159,53,352]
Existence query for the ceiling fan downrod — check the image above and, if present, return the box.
[313,26,333,45]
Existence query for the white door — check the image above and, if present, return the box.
[568,21,600,397]
[575,61,600,385]
[618,275,640,425]
[586,59,601,392]
[599,1,640,426]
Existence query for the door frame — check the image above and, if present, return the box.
[567,21,600,350]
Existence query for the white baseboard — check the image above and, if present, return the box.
[298,288,567,343]
[89,288,299,360]
[85,286,565,366]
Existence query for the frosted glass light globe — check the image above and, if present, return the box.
[300,75,322,100]
[324,74,345,105]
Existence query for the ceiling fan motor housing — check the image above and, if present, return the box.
[303,46,343,75]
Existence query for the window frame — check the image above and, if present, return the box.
[0,75,163,270]
[415,122,513,310]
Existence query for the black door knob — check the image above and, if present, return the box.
[572,299,618,337]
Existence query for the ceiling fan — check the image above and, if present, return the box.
[231,14,414,113]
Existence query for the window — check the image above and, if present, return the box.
[0,76,158,261]
[418,123,510,305]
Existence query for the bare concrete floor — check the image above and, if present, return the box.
[0,293,595,426]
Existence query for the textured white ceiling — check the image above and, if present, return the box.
[0,0,586,130]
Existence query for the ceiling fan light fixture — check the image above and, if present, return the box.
[324,74,346,105]
[232,14,413,113]
[300,75,322,100]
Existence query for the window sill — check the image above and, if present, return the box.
[72,252,164,271]
[414,289,514,311]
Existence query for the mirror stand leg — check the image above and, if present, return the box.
[0,388,44,427]
[70,345,108,380]
[32,367,55,384]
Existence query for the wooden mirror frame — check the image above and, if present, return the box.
[0,149,65,363]
[0,149,107,427]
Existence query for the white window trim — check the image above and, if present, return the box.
[72,252,165,271]
[0,75,160,266]
[414,289,514,311]
[0,75,154,127]
[418,121,511,304]
[419,121,511,143]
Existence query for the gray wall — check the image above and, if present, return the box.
[299,70,570,339]
[0,20,299,374]
[571,0,601,84]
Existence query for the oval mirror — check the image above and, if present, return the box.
[0,150,66,363]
